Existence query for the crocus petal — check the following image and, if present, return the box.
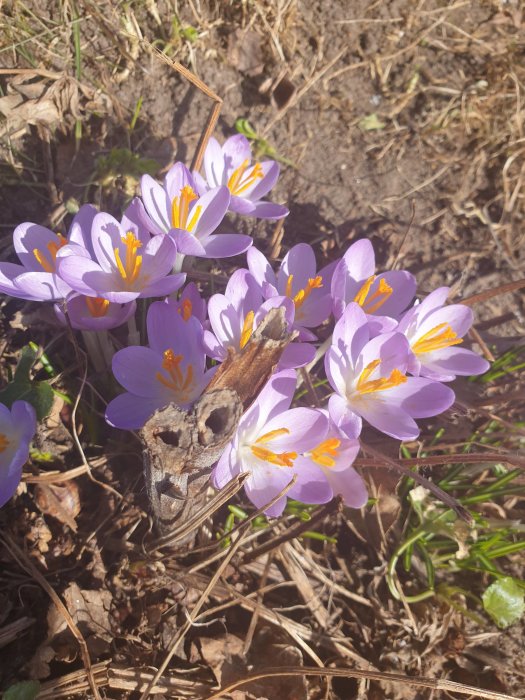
[372,270,416,318]
[244,468,291,518]
[387,377,455,418]
[57,255,107,297]
[105,393,167,430]
[202,233,253,258]
[247,247,277,292]
[248,160,281,201]
[204,137,226,187]
[170,229,206,256]
[332,302,370,365]
[140,174,172,233]
[192,186,231,238]
[240,370,296,435]
[417,347,490,380]
[147,302,204,363]
[357,399,420,441]
[417,304,474,340]
[212,442,237,489]
[261,407,328,454]
[140,234,177,278]
[325,347,351,397]
[323,466,368,508]
[13,223,58,272]
[141,274,186,299]
[57,296,136,331]
[121,197,152,245]
[223,134,252,172]
[14,271,68,301]
[68,204,97,253]
[278,343,316,369]
[0,262,33,299]
[343,238,376,280]
[165,162,195,201]
[328,394,363,439]
[232,198,288,219]
[278,243,317,293]
[91,213,125,272]
[288,460,333,504]
[112,346,166,397]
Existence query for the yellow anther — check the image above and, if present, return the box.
[354,275,393,313]
[85,297,110,318]
[156,349,194,396]
[251,445,297,467]
[33,233,67,273]
[114,231,142,285]
[286,274,323,309]
[251,428,296,467]
[255,428,291,444]
[227,159,264,195]
[309,438,341,468]
[179,299,193,321]
[412,323,463,355]
[0,433,9,453]
[171,185,198,229]
[239,310,254,349]
[357,360,407,394]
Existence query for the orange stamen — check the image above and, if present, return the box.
[354,275,393,313]
[255,428,291,444]
[286,274,323,309]
[179,299,193,321]
[171,185,198,229]
[0,433,9,453]
[357,359,407,394]
[251,428,296,467]
[309,438,341,468]
[85,297,110,318]
[251,445,297,467]
[114,231,142,285]
[239,310,254,349]
[33,233,67,273]
[155,349,194,396]
[412,323,463,355]
[227,160,264,196]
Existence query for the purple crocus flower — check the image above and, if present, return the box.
[204,269,315,369]
[166,282,208,325]
[193,134,288,220]
[57,211,185,303]
[105,301,215,430]
[0,401,37,508]
[397,287,490,381]
[0,204,97,302]
[140,162,252,261]
[247,244,335,340]
[212,370,329,517]
[292,411,367,509]
[54,294,137,331]
[331,239,416,326]
[325,303,455,441]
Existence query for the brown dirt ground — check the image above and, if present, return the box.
[0,1,524,698]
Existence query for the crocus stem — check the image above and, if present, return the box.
[81,330,114,373]
[297,333,332,387]
[173,252,186,274]
[127,314,140,346]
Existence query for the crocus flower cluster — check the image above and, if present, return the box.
[0,131,490,517]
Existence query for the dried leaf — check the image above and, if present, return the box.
[34,482,80,532]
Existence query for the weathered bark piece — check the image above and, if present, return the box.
[140,307,295,541]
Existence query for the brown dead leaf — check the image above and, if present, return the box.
[34,481,80,532]
[0,73,112,140]
[25,515,53,566]
[193,633,246,687]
